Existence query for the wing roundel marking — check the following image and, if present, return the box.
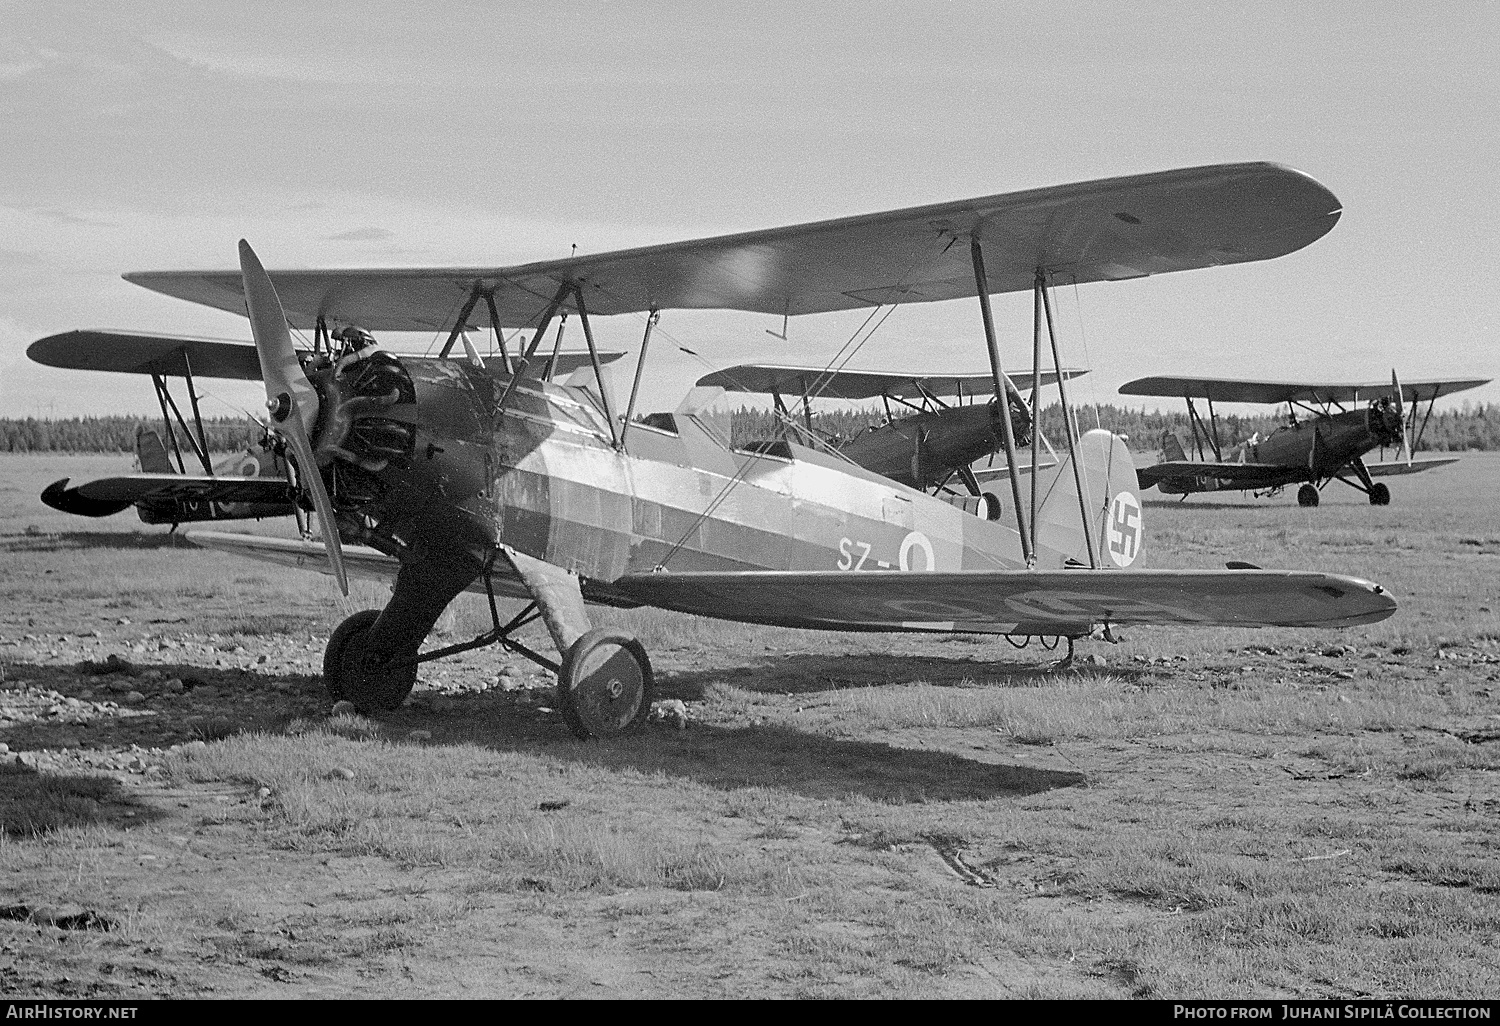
[899,531,936,572]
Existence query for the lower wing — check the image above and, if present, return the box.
[188,532,1397,632]
[1361,457,1460,478]
[42,475,296,521]
[611,567,1395,632]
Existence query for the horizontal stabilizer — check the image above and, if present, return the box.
[611,567,1395,632]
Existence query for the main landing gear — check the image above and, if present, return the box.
[1368,482,1391,506]
[321,551,655,740]
[1297,484,1320,508]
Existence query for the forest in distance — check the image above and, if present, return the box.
[5,401,1500,455]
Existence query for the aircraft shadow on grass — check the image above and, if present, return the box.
[471,715,1086,803]
[0,762,166,837]
[656,651,1146,700]
[4,649,1095,804]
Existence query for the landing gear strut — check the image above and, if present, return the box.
[321,550,654,740]
[1297,484,1320,508]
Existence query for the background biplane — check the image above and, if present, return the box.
[694,363,1088,515]
[28,327,622,526]
[1121,373,1490,507]
[29,162,1397,738]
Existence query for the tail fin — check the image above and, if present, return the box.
[1160,430,1187,463]
[1028,429,1143,569]
[134,425,175,474]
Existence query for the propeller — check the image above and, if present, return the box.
[239,240,348,595]
[1391,369,1412,468]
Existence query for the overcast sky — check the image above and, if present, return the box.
[2,1,1496,422]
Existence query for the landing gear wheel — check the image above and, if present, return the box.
[1297,484,1320,508]
[558,629,655,740]
[322,609,418,713]
[1369,482,1391,506]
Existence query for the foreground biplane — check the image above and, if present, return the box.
[1122,374,1489,507]
[30,162,1397,738]
[694,363,1088,514]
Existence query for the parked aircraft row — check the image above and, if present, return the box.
[29,162,1436,737]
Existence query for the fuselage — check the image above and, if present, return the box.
[319,354,1117,591]
[837,402,1010,489]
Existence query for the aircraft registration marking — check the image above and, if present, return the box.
[837,537,872,571]
[838,535,932,572]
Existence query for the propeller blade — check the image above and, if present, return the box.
[1392,369,1411,468]
[239,240,349,595]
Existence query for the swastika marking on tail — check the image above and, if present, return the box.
[1107,491,1142,568]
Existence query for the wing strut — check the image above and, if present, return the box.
[971,239,1033,565]
[1030,276,1044,542]
[437,284,485,360]
[1036,270,1100,569]
[148,358,214,477]
[179,346,214,476]
[496,281,573,411]
[619,309,660,450]
[573,285,620,449]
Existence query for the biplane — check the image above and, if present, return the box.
[1121,373,1489,507]
[30,328,621,526]
[693,363,1088,514]
[29,162,1397,739]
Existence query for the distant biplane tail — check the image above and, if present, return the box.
[1159,430,1188,463]
[135,425,175,474]
[1020,429,1144,570]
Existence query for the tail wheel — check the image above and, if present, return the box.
[322,609,418,712]
[1297,484,1320,508]
[558,629,655,740]
[1369,483,1391,506]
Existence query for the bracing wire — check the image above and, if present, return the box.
[1069,278,1103,432]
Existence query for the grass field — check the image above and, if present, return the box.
[1,452,1497,998]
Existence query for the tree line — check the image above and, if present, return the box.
[0,417,262,454]
[5,403,1500,454]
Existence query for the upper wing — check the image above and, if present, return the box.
[1120,375,1491,405]
[42,475,294,520]
[125,163,1338,331]
[611,567,1395,632]
[28,330,268,380]
[27,329,623,382]
[1361,456,1461,478]
[696,364,1087,400]
[1136,460,1286,486]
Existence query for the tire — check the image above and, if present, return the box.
[1297,484,1320,508]
[558,629,655,740]
[1369,483,1391,506]
[322,609,417,713]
